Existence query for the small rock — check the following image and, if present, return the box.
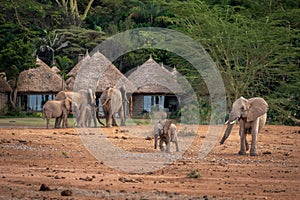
[145,136,152,140]
[39,184,50,191]
[283,152,290,156]
[262,151,272,155]
[79,176,93,181]
[61,189,72,196]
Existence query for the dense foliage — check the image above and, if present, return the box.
[0,0,299,125]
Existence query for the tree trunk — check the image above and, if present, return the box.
[9,88,18,110]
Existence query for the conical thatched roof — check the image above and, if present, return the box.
[66,52,91,90]
[68,51,133,93]
[126,57,183,94]
[0,72,12,92]
[17,57,65,93]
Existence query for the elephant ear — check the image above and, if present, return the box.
[247,97,268,122]
[72,102,80,113]
[64,98,72,112]
[88,88,96,105]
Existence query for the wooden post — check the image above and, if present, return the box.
[130,96,133,118]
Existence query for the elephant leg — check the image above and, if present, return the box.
[238,124,247,155]
[112,114,118,126]
[54,118,59,128]
[46,117,50,129]
[159,138,164,152]
[107,114,112,128]
[92,108,97,128]
[166,141,171,153]
[250,129,259,156]
[119,106,125,126]
[64,117,69,128]
[55,117,62,128]
[245,137,249,151]
[62,118,66,128]
[164,132,171,153]
[174,137,179,152]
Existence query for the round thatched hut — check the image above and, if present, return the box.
[125,57,183,117]
[66,50,133,93]
[66,51,91,91]
[17,57,65,111]
[66,50,134,117]
[0,72,12,113]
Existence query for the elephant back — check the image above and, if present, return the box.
[55,91,67,100]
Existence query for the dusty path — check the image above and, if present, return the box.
[0,125,299,199]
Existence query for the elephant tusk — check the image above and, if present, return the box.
[225,120,229,125]
[229,117,239,125]
[230,120,236,125]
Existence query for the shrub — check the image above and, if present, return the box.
[187,169,201,179]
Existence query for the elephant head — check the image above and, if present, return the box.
[101,87,113,107]
[220,97,268,144]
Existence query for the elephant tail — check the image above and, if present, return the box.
[42,108,46,120]
[95,107,105,126]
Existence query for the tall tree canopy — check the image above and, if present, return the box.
[0,0,299,124]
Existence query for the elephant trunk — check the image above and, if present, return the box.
[102,98,110,107]
[220,124,234,144]
[154,134,158,149]
[220,113,239,144]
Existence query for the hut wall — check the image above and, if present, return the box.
[0,93,9,113]
[132,95,144,116]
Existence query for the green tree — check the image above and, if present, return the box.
[54,0,94,25]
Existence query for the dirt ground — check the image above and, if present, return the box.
[0,124,299,200]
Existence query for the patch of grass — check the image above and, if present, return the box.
[62,151,69,158]
[187,169,201,179]
[180,127,197,137]
[0,117,76,127]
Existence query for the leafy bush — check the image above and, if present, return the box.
[187,169,201,179]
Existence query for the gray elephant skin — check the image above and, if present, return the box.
[100,87,126,127]
[55,89,98,128]
[153,119,179,153]
[43,98,71,129]
[220,97,268,156]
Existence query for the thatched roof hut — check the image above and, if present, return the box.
[17,57,65,93]
[126,57,183,94]
[67,51,133,93]
[66,52,91,90]
[0,72,12,93]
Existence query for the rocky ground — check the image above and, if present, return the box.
[0,124,299,199]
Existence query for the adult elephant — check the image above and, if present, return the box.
[220,97,268,156]
[55,89,99,128]
[43,98,72,129]
[100,87,125,127]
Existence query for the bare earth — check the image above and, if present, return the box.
[0,124,299,199]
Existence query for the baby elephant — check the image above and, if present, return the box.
[153,120,179,153]
[43,98,71,129]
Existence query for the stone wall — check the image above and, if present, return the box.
[132,95,144,116]
[0,93,8,113]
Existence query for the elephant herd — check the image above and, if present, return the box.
[42,87,126,129]
[43,93,269,156]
